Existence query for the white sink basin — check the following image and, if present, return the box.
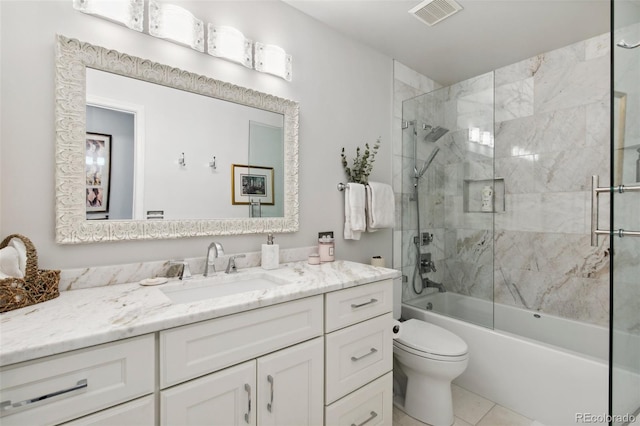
[160,273,289,304]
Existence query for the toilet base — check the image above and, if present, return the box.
[393,351,467,426]
[404,372,454,426]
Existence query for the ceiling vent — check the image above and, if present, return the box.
[409,0,463,26]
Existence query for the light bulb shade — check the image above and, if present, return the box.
[149,0,204,52]
[254,42,292,82]
[73,0,143,31]
[207,25,253,68]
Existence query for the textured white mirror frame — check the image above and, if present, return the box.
[54,35,299,244]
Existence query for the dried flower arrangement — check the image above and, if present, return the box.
[340,138,381,185]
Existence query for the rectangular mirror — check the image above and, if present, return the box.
[55,35,299,243]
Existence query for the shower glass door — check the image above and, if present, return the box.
[400,72,495,329]
[611,0,640,423]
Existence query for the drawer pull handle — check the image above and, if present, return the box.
[267,375,274,413]
[244,383,251,423]
[351,298,377,309]
[351,410,378,426]
[0,379,88,412]
[351,348,378,362]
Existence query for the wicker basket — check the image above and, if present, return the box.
[0,234,60,313]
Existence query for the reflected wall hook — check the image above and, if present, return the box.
[179,152,186,167]
[209,156,216,169]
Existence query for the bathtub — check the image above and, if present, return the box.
[403,292,610,426]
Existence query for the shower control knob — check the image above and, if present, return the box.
[420,253,436,273]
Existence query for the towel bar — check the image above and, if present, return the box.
[591,175,640,246]
[338,182,375,191]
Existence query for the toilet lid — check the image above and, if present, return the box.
[396,319,468,357]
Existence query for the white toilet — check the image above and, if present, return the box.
[392,278,469,426]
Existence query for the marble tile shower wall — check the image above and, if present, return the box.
[393,32,613,327]
[493,32,610,326]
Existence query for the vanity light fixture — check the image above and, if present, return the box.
[72,1,292,82]
[72,0,144,32]
[149,0,204,52]
[207,25,253,68]
[254,42,292,82]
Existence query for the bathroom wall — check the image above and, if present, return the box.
[0,1,394,269]
[394,33,611,327]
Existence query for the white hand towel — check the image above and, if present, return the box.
[8,237,27,277]
[0,246,23,278]
[344,183,366,240]
[366,182,395,231]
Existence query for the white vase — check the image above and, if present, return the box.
[481,185,493,212]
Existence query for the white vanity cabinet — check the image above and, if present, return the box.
[324,279,394,426]
[159,296,324,426]
[0,335,155,426]
[161,338,324,426]
[0,270,398,426]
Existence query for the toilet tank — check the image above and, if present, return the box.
[393,276,402,319]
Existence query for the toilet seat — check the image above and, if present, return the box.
[394,319,468,361]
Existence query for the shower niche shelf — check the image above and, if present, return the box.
[463,178,505,213]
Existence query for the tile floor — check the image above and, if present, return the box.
[392,384,540,426]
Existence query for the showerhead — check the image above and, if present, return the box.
[423,125,449,142]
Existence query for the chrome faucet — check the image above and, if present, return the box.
[225,254,246,274]
[424,277,446,293]
[204,242,224,277]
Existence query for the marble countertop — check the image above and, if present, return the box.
[0,260,400,366]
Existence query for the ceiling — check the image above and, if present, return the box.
[283,0,611,86]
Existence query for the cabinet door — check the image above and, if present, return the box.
[257,337,324,426]
[161,361,256,426]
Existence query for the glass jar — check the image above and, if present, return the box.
[318,236,335,263]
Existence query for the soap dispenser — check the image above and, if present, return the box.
[261,233,279,270]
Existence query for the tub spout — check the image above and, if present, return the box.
[424,277,446,293]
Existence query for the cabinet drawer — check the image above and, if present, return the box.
[62,395,155,426]
[325,372,392,426]
[325,313,393,404]
[0,335,154,426]
[160,295,323,388]
[325,280,392,332]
